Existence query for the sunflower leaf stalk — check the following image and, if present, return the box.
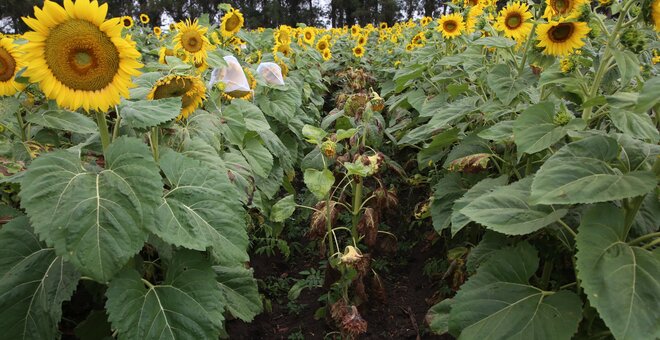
[95,111,111,154]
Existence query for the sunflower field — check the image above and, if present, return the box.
[0,0,659,339]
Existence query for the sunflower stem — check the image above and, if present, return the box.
[151,127,160,162]
[517,22,537,76]
[95,111,111,154]
[112,106,122,141]
[14,111,27,142]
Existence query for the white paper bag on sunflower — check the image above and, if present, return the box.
[221,55,251,98]
[207,67,227,90]
[256,62,285,86]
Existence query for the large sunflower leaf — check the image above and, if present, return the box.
[0,216,80,340]
[530,135,656,205]
[450,176,508,236]
[19,137,162,282]
[460,177,567,235]
[25,109,97,134]
[155,150,248,265]
[449,243,582,339]
[513,102,585,156]
[241,137,273,178]
[119,98,183,129]
[576,203,660,340]
[106,250,225,340]
[214,265,263,322]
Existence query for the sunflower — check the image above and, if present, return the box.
[316,38,330,51]
[536,21,590,56]
[21,0,142,112]
[379,22,388,29]
[544,0,587,19]
[405,43,414,51]
[465,4,484,33]
[139,13,149,24]
[158,47,174,64]
[353,45,365,58]
[351,24,361,37]
[275,25,293,44]
[420,17,432,26]
[147,75,205,120]
[153,26,162,37]
[273,42,293,59]
[357,34,368,46]
[494,2,533,41]
[169,23,176,31]
[0,37,26,96]
[652,0,660,31]
[322,48,332,61]
[302,27,316,45]
[437,13,466,39]
[122,16,133,28]
[174,19,212,64]
[223,67,255,101]
[220,8,244,38]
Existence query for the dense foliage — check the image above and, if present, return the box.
[0,0,659,339]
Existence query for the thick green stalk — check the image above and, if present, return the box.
[95,111,111,154]
[325,195,336,257]
[14,110,27,141]
[351,180,363,240]
[151,127,160,162]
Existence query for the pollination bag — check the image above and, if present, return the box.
[256,62,285,86]
[222,55,251,97]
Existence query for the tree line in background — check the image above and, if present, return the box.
[0,0,449,33]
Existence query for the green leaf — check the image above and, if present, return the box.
[487,64,528,105]
[530,135,656,205]
[427,298,454,335]
[270,194,296,222]
[25,109,97,134]
[215,266,263,322]
[609,109,660,143]
[466,231,509,274]
[431,173,466,232]
[335,128,356,141]
[449,243,582,339]
[460,177,567,235]
[514,102,585,156]
[611,50,640,88]
[0,216,80,340]
[106,250,225,340]
[576,203,660,340]
[418,128,459,169]
[451,176,508,236]
[472,36,516,48]
[304,168,334,199]
[155,150,248,265]
[256,86,300,124]
[302,124,327,145]
[241,137,274,178]
[19,137,162,282]
[119,98,183,129]
[478,120,514,142]
[634,76,660,113]
[226,99,270,132]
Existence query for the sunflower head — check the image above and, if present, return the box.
[651,0,660,31]
[174,19,213,65]
[322,48,332,61]
[21,0,142,112]
[122,16,134,28]
[273,42,293,60]
[536,21,591,56]
[379,22,388,29]
[139,13,149,24]
[154,26,162,37]
[437,13,466,39]
[353,45,365,58]
[302,27,316,45]
[494,2,534,41]
[220,8,244,38]
[0,37,26,96]
[147,75,205,120]
[357,35,368,46]
[544,0,587,19]
[316,38,329,51]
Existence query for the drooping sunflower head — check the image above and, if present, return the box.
[174,19,212,64]
[544,0,587,19]
[437,13,466,39]
[536,21,591,56]
[353,45,365,58]
[273,42,293,60]
[139,13,149,24]
[122,16,133,28]
[220,8,244,38]
[147,75,205,120]
[21,0,143,112]
[0,37,27,96]
[494,2,534,41]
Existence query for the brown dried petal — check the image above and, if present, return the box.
[341,306,368,336]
